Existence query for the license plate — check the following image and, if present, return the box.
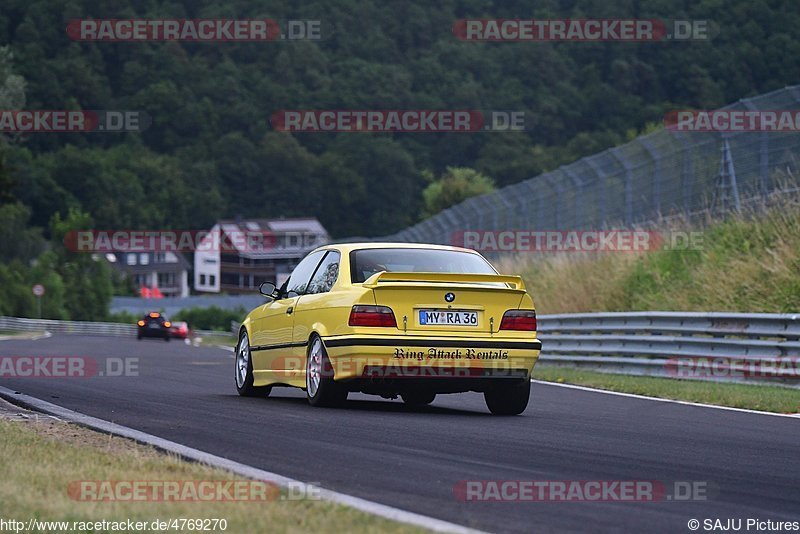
[419,310,478,326]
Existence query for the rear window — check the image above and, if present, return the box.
[350,248,496,283]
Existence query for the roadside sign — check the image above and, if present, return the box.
[32,284,45,297]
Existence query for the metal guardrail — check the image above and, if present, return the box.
[0,316,239,338]
[0,316,237,338]
[3,312,799,385]
[0,316,136,336]
[537,311,800,386]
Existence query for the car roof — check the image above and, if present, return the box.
[311,242,481,255]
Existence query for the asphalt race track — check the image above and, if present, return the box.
[1,335,798,533]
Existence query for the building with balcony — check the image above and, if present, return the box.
[193,218,329,294]
[107,251,191,298]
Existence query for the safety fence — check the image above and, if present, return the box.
[0,316,231,338]
[382,85,800,246]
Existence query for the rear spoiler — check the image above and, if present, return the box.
[362,271,526,291]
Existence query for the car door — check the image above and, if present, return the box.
[290,250,342,379]
[251,250,325,384]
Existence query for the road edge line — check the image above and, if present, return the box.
[0,331,52,341]
[531,379,800,418]
[0,386,484,534]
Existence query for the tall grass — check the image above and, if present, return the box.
[496,193,800,314]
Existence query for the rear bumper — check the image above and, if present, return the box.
[138,327,168,338]
[322,334,541,383]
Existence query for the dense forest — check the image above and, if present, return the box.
[1,0,800,318]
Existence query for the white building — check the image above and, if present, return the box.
[194,218,329,294]
[107,251,190,297]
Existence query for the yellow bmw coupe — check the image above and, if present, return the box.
[235,243,541,415]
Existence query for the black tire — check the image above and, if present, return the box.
[400,391,436,407]
[306,335,347,407]
[137,333,142,340]
[164,333,170,341]
[235,330,272,397]
[484,379,531,415]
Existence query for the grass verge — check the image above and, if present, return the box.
[532,365,800,414]
[193,332,237,348]
[0,412,423,533]
[0,330,47,339]
[500,192,800,314]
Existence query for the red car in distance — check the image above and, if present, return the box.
[169,321,191,340]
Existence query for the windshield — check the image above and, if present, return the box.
[350,248,496,283]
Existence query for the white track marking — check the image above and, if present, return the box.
[532,379,800,419]
[0,331,52,341]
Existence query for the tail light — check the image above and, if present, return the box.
[499,310,537,331]
[137,320,145,326]
[349,305,397,327]
[164,321,172,328]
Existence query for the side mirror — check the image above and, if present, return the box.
[258,281,279,299]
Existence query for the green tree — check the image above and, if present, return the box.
[0,202,44,262]
[0,0,799,240]
[28,249,67,319]
[326,136,422,234]
[0,262,34,317]
[0,45,25,204]
[49,208,113,320]
[421,167,495,218]
[0,45,25,112]
[0,145,15,205]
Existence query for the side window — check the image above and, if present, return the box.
[285,250,325,297]
[306,251,340,295]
